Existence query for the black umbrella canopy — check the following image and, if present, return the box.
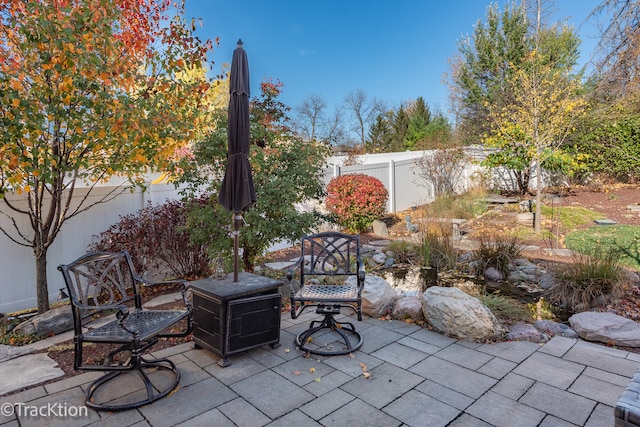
[218,39,256,213]
[218,39,256,282]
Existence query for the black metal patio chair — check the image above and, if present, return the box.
[58,250,192,411]
[287,231,365,355]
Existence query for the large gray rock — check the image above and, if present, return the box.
[14,306,73,336]
[421,286,503,341]
[507,323,547,343]
[348,275,398,318]
[484,266,504,281]
[569,311,640,347]
[372,219,389,237]
[392,296,424,322]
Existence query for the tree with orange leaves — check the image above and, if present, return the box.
[0,0,215,312]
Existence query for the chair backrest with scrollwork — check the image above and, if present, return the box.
[299,232,361,283]
[58,251,139,329]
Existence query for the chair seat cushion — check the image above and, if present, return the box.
[83,309,190,343]
[295,284,358,302]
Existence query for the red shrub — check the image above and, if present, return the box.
[325,174,388,233]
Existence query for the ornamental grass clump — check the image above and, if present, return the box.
[545,249,627,313]
[325,174,388,233]
[471,234,526,279]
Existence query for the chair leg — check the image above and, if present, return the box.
[84,356,180,411]
[295,312,363,356]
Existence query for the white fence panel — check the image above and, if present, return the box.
[0,183,182,313]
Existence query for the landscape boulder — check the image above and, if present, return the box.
[421,286,503,341]
[14,306,73,337]
[392,296,424,322]
[569,311,640,347]
[507,323,547,343]
[348,275,398,318]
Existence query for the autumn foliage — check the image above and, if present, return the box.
[0,0,215,312]
[325,174,388,233]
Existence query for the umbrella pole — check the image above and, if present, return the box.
[233,213,243,282]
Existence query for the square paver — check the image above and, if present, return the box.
[538,336,578,357]
[272,358,336,387]
[383,389,460,426]
[174,408,235,427]
[409,356,497,399]
[340,362,424,408]
[434,343,494,370]
[359,325,406,353]
[568,374,626,406]
[229,370,314,419]
[319,398,401,426]
[303,369,353,397]
[218,397,271,427]
[267,409,322,426]
[139,377,237,426]
[477,356,517,379]
[564,342,639,377]
[300,388,354,420]
[415,380,475,410]
[519,381,596,425]
[321,351,384,378]
[513,352,584,389]
[449,413,493,426]
[370,342,430,369]
[585,403,615,427]
[491,372,535,400]
[466,390,545,427]
[408,328,457,349]
[476,340,539,363]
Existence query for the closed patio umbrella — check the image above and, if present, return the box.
[218,39,256,282]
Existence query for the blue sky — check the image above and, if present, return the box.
[184,1,603,118]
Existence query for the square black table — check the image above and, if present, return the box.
[190,272,282,367]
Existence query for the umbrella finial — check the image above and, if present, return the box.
[237,39,243,48]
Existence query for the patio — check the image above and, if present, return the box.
[0,309,633,426]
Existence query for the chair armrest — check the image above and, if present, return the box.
[137,277,191,309]
[115,305,138,337]
[357,259,366,282]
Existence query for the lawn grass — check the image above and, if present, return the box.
[565,224,640,270]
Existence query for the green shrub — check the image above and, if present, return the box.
[545,249,627,313]
[471,235,526,279]
[325,174,388,233]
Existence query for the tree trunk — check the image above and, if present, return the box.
[535,158,542,233]
[35,248,50,314]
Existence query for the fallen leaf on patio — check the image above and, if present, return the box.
[362,372,371,379]
[303,351,311,358]
[309,367,316,373]
[306,337,313,343]
[315,377,321,382]
[284,348,291,353]
[293,371,302,375]
[349,353,355,358]
[359,362,367,371]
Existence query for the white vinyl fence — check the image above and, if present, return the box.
[0,183,182,314]
[0,148,493,313]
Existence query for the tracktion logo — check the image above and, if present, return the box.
[1,402,88,418]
